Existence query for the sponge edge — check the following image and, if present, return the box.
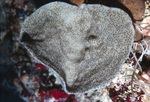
[19,2,134,94]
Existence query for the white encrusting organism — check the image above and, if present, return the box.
[19,2,135,94]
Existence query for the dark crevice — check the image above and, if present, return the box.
[21,32,44,43]
[88,35,97,40]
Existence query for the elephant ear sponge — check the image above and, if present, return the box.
[19,2,134,94]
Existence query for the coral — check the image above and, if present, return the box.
[19,2,134,94]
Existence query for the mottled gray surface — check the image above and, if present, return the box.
[19,2,134,94]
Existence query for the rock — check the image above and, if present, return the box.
[119,0,145,21]
[134,25,144,42]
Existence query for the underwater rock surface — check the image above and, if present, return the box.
[19,2,134,94]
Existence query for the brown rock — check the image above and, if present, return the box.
[70,0,84,6]
[134,25,144,42]
[118,0,145,21]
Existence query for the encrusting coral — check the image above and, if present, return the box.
[19,2,134,94]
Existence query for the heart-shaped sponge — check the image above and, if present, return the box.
[20,2,134,94]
